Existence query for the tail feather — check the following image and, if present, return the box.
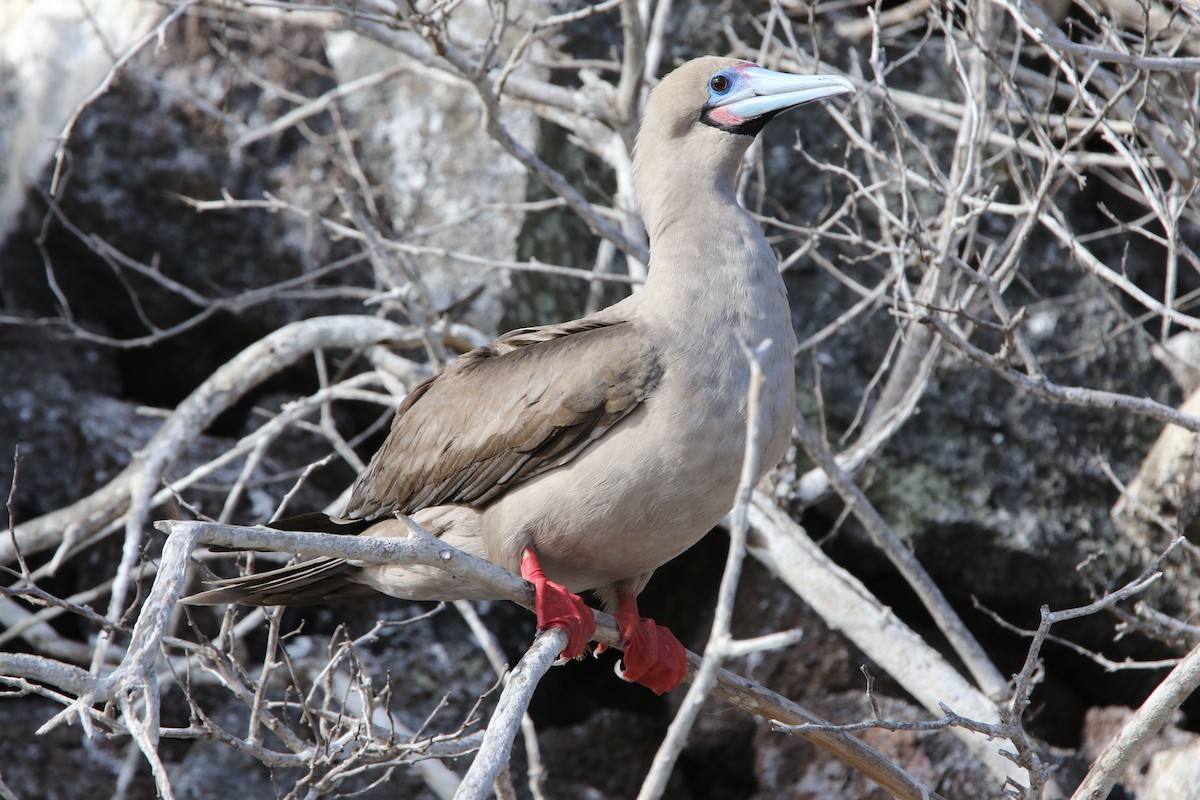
[183,513,382,606]
[267,512,375,535]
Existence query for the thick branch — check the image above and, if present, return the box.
[1070,641,1200,800]
[746,495,1031,791]
[792,413,1007,697]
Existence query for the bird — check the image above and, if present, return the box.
[185,56,855,695]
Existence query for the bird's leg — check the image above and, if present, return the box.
[520,548,595,661]
[613,587,687,694]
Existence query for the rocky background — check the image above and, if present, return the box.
[1,1,1198,798]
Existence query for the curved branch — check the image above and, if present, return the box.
[0,315,423,566]
[455,628,567,799]
[925,313,1200,432]
[746,495,1030,792]
[791,413,1007,696]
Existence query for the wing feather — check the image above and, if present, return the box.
[345,318,661,520]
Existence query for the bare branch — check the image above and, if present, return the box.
[83,514,941,800]
[925,313,1200,433]
[455,628,567,799]
[791,412,1008,697]
[1070,641,1200,800]
[47,0,203,196]
[0,316,431,566]
[746,496,1032,791]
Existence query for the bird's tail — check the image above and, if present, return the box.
[182,513,381,606]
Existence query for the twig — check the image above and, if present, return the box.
[1070,640,1200,800]
[454,628,567,800]
[176,516,937,797]
[456,601,547,800]
[4,504,945,800]
[178,192,641,286]
[1006,540,1186,724]
[924,313,1200,432]
[746,495,1031,791]
[705,652,942,800]
[233,63,408,149]
[48,1,202,196]
[0,316,426,565]
[340,11,649,263]
[1040,38,1200,72]
[835,0,932,39]
[5,447,28,579]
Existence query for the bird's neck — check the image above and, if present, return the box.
[637,167,770,289]
[636,188,789,348]
[631,128,787,332]
[635,145,742,246]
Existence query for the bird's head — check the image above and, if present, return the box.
[639,56,854,144]
[698,60,855,136]
[633,56,854,233]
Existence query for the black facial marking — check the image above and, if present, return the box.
[699,108,780,137]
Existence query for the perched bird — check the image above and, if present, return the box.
[186,56,854,695]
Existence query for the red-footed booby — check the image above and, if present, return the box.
[186,57,854,695]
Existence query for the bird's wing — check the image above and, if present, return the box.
[344,318,662,520]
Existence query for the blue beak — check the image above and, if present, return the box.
[719,67,855,118]
[702,64,854,134]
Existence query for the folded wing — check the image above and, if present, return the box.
[345,318,662,520]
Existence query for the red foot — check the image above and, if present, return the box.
[615,590,687,695]
[521,548,595,660]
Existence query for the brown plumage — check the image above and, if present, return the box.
[347,319,661,517]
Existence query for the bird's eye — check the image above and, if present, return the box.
[709,74,731,93]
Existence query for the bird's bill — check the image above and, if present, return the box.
[713,66,855,121]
